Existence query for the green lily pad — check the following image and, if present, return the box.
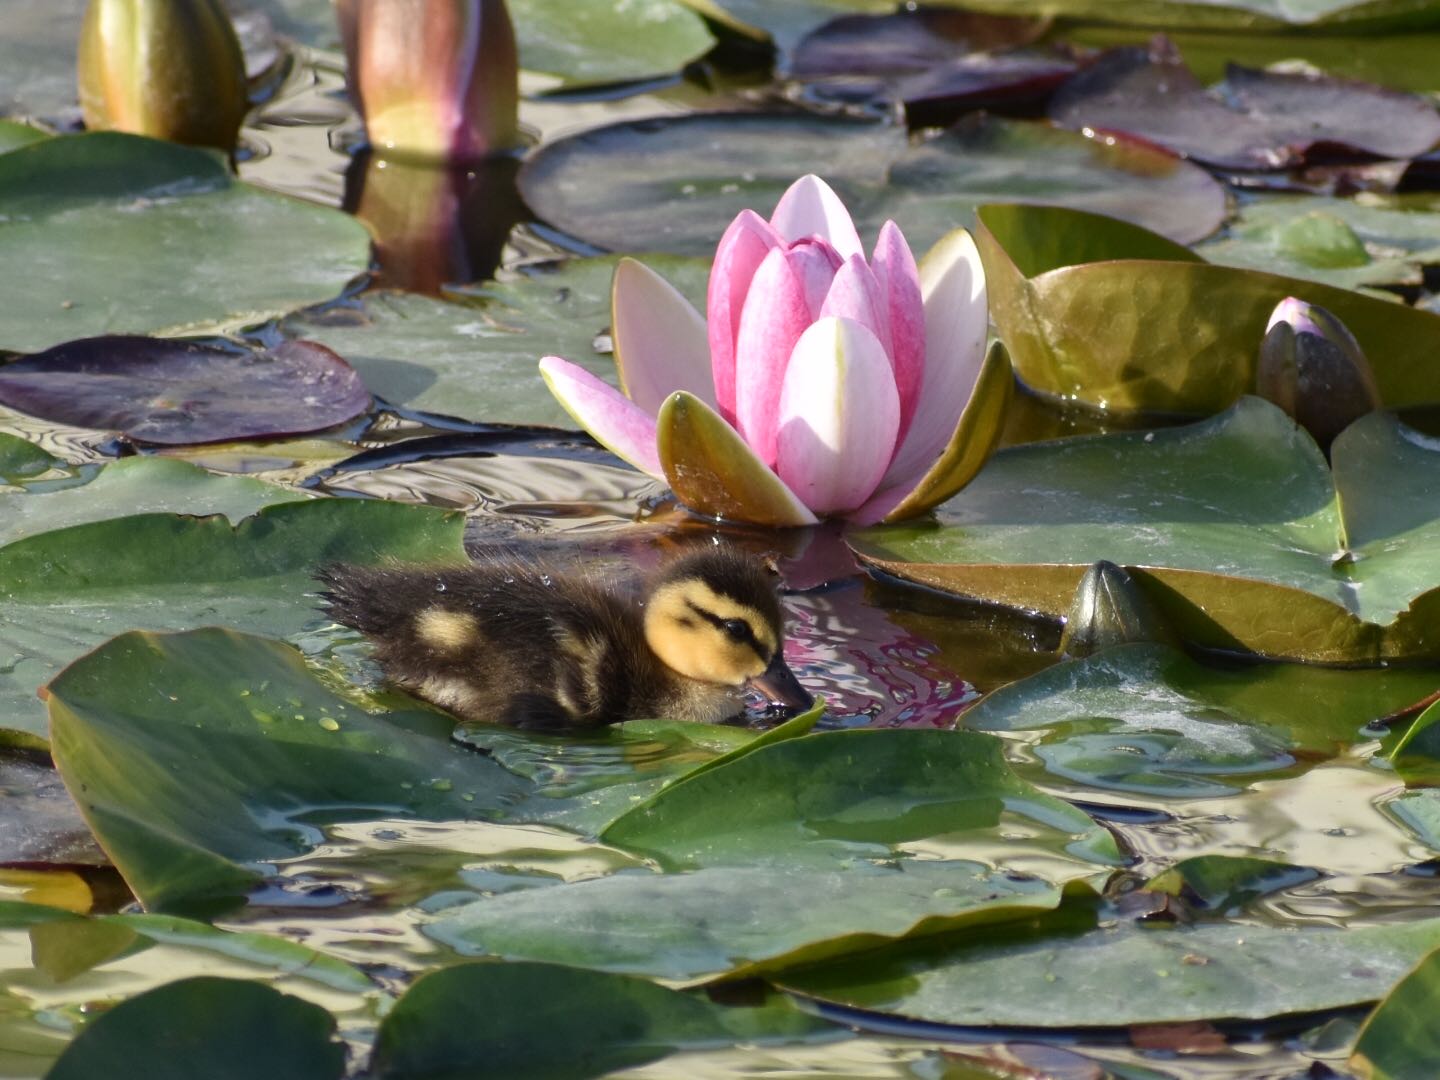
[1381,789,1440,854]
[513,0,715,85]
[46,977,345,1080]
[518,113,1226,258]
[676,0,893,50]
[371,961,830,1080]
[428,861,1066,984]
[976,202,1440,414]
[0,455,307,547]
[962,643,1439,798]
[0,898,379,1077]
[430,728,1112,983]
[1351,947,1440,1080]
[1145,855,1319,910]
[1196,194,1440,290]
[1387,697,1440,786]
[1058,23,1440,94]
[10,903,375,993]
[0,121,47,155]
[280,255,710,427]
[602,729,1121,868]
[47,627,527,914]
[0,460,461,741]
[456,705,822,834]
[850,398,1440,662]
[947,0,1440,31]
[780,914,1440,1027]
[0,132,371,353]
[0,433,62,486]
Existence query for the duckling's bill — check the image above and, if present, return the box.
[748,652,813,711]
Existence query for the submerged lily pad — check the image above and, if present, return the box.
[1049,46,1440,170]
[0,337,370,445]
[47,628,525,913]
[280,255,709,427]
[963,643,1439,798]
[851,398,1440,662]
[0,461,461,741]
[0,133,371,353]
[975,202,1440,413]
[518,112,1225,257]
[1195,193,1440,290]
[46,977,346,1080]
[781,914,1440,1027]
[371,962,829,1079]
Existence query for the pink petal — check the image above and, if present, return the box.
[707,210,782,424]
[769,175,864,260]
[775,317,900,515]
[882,227,987,487]
[785,238,843,318]
[734,246,814,468]
[818,255,892,357]
[612,257,713,415]
[847,482,912,527]
[871,221,925,442]
[538,356,663,479]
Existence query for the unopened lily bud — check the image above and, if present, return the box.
[78,0,248,153]
[337,0,519,163]
[1258,297,1381,449]
[1059,560,1177,659]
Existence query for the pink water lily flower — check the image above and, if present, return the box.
[539,175,1010,527]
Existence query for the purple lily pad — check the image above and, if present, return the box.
[0,336,371,445]
[789,9,1057,122]
[1049,39,1440,171]
[789,9,1047,79]
[899,52,1079,127]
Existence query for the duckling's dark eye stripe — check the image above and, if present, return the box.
[683,600,768,659]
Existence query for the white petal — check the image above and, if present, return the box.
[769,175,864,260]
[611,258,714,415]
[775,317,900,514]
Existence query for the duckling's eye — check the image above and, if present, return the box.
[722,618,751,643]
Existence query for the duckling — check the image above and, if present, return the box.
[315,546,814,730]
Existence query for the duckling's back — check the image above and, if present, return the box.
[316,559,662,729]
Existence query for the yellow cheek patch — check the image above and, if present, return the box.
[415,609,479,652]
[665,580,779,657]
[645,582,773,686]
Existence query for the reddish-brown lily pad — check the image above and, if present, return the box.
[1049,40,1440,171]
[0,336,370,445]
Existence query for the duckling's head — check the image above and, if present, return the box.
[643,547,813,711]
